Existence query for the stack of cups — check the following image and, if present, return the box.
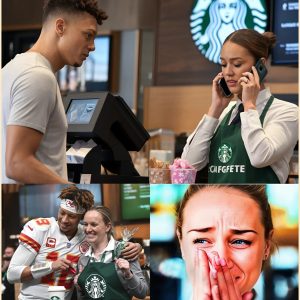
[169,158,197,184]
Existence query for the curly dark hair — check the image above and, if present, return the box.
[58,185,95,212]
[43,0,108,25]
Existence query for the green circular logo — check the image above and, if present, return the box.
[50,297,61,300]
[218,144,232,163]
[190,0,267,63]
[85,274,107,299]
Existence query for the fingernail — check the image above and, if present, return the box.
[215,257,220,266]
[212,270,217,279]
[220,258,226,267]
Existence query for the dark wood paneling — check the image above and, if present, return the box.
[2,0,43,30]
[154,0,298,85]
[2,0,157,31]
[154,0,220,85]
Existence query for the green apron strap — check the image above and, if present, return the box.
[260,95,274,124]
[100,250,115,263]
[224,96,274,126]
[100,251,106,263]
[223,103,236,125]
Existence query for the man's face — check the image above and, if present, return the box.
[3,247,14,259]
[58,12,97,67]
[2,247,14,269]
[57,208,81,237]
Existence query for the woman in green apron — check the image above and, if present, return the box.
[182,28,298,183]
[75,206,148,299]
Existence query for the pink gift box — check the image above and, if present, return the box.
[170,168,197,184]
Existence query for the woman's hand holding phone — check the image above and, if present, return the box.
[208,73,233,119]
[238,66,260,111]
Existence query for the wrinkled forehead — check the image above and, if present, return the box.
[182,187,263,232]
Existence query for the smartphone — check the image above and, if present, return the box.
[218,77,232,98]
[218,58,267,97]
[254,58,268,83]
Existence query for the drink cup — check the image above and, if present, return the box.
[48,286,66,300]
[149,168,171,184]
[170,168,197,184]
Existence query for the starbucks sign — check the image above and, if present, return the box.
[190,0,267,63]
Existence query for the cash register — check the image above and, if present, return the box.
[64,92,150,183]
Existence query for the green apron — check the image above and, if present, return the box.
[208,96,279,183]
[77,251,130,300]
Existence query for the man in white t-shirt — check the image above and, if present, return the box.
[2,0,108,184]
[7,186,141,300]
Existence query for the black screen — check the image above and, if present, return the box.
[64,92,150,176]
[271,1,298,65]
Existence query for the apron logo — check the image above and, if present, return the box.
[50,297,61,300]
[218,144,232,163]
[190,0,267,63]
[85,274,107,299]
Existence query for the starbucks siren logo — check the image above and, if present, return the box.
[218,144,232,163]
[190,0,267,63]
[85,274,107,299]
[50,297,61,300]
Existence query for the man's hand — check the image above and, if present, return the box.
[52,258,72,272]
[121,242,142,260]
[74,264,84,289]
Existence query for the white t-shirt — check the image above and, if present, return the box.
[11,217,88,300]
[2,52,68,183]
